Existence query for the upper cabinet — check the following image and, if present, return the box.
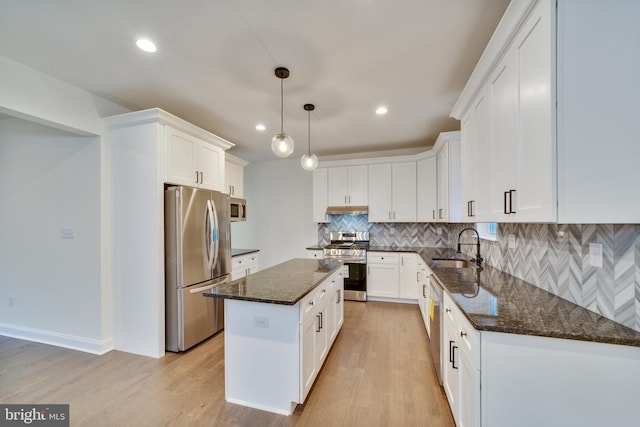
[416,156,437,222]
[224,153,249,198]
[452,0,640,223]
[369,162,416,223]
[165,126,227,192]
[327,166,368,206]
[434,132,462,223]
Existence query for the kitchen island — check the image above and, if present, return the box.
[204,258,344,415]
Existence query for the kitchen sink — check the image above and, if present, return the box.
[431,258,477,269]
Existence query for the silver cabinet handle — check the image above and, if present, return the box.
[336,289,341,303]
[195,170,199,183]
[316,314,321,332]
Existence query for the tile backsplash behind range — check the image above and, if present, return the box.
[317,215,450,247]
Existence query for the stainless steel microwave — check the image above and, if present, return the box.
[230,198,246,222]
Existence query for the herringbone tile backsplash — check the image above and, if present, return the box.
[318,217,640,332]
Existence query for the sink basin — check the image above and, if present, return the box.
[432,258,476,269]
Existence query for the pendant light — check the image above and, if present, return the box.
[301,104,318,171]
[271,67,294,157]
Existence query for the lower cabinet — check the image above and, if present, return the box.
[299,268,344,402]
[442,292,480,427]
[417,257,432,337]
[231,252,259,280]
[306,249,324,260]
[367,252,419,302]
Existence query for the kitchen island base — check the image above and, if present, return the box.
[224,298,300,415]
[216,260,345,416]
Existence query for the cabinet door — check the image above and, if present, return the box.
[399,253,418,299]
[417,157,437,222]
[312,168,329,222]
[165,126,198,186]
[348,165,368,205]
[474,90,492,222]
[316,303,329,366]
[367,263,399,298]
[436,144,450,222]
[368,164,392,222]
[196,142,224,192]
[460,110,478,222]
[225,160,244,197]
[514,1,554,222]
[327,275,339,343]
[301,314,318,401]
[442,300,459,420]
[391,162,417,222]
[459,349,480,427]
[490,50,518,221]
[328,167,349,206]
[336,271,344,331]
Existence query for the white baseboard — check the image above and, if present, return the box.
[367,296,418,305]
[0,323,113,355]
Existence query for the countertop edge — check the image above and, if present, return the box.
[231,248,260,257]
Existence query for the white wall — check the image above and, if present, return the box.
[0,117,106,352]
[231,158,318,269]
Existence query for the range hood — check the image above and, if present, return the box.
[325,206,368,215]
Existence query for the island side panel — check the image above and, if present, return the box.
[481,331,640,427]
[224,298,300,415]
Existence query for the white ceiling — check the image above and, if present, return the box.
[0,0,509,162]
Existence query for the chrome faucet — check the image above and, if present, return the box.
[457,227,483,266]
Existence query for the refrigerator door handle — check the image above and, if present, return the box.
[211,198,220,268]
[205,200,216,270]
[189,276,230,294]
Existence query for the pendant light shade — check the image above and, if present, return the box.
[301,103,318,171]
[271,67,294,158]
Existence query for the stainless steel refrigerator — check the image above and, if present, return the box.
[165,186,231,352]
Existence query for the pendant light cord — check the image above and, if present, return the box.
[307,110,311,155]
[280,78,284,134]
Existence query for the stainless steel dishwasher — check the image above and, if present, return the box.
[429,274,444,385]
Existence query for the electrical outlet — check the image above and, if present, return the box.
[589,243,603,268]
[8,296,14,307]
[390,226,395,236]
[508,234,516,250]
[254,316,269,328]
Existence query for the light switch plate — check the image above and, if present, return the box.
[508,234,516,250]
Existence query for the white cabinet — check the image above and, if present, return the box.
[327,165,368,206]
[366,252,400,298]
[417,257,432,336]
[367,251,419,302]
[442,292,480,427]
[416,156,438,222]
[165,126,226,192]
[299,268,343,402]
[312,168,329,223]
[454,0,640,223]
[434,132,462,223]
[368,162,416,222]
[306,249,324,260]
[461,90,492,222]
[398,253,418,299]
[105,108,233,358]
[231,252,259,281]
[224,153,248,198]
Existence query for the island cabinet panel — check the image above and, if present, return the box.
[223,266,343,416]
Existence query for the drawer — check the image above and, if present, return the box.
[307,250,323,259]
[232,254,258,269]
[367,252,399,264]
[299,281,328,323]
[457,314,480,368]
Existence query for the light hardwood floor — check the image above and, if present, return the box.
[0,301,455,427]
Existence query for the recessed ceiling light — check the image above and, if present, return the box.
[136,38,157,53]
[255,124,266,131]
[376,106,388,115]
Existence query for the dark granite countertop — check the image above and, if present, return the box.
[305,245,324,250]
[204,258,342,305]
[368,246,640,348]
[231,248,260,257]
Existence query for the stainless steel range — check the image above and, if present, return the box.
[323,231,369,301]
